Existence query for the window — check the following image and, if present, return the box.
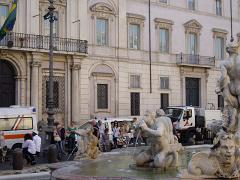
[0,117,33,131]
[44,11,59,37]
[15,117,33,130]
[215,37,224,59]
[160,77,169,89]
[97,84,108,109]
[131,92,140,116]
[216,0,222,16]
[46,81,59,108]
[159,0,167,3]
[218,95,224,110]
[129,24,140,49]
[0,5,8,28]
[188,0,195,10]
[188,33,197,55]
[96,18,108,46]
[130,75,140,88]
[161,93,169,111]
[159,28,169,53]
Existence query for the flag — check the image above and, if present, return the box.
[0,0,17,41]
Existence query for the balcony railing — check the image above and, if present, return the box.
[0,32,88,54]
[176,53,215,67]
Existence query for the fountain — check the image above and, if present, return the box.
[50,109,192,180]
[180,43,240,179]
[50,45,240,179]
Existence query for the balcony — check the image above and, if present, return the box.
[0,32,88,54]
[176,53,215,68]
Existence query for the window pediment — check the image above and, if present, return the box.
[127,13,145,25]
[184,19,202,29]
[154,18,173,29]
[212,28,228,38]
[184,19,202,34]
[90,3,115,15]
[212,28,228,34]
[92,64,114,75]
[40,0,66,6]
[237,33,240,42]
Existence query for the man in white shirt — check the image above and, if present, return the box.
[32,131,41,157]
[22,133,36,165]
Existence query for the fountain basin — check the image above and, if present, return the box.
[51,145,211,180]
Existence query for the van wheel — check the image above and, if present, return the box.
[11,143,22,151]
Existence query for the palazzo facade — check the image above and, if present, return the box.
[0,0,240,125]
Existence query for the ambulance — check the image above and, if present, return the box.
[0,106,38,150]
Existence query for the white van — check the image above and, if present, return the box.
[0,106,38,150]
[80,117,134,142]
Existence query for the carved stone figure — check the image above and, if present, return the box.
[183,44,240,179]
[74,128,100,159]
[134,110,178,169]
[187,132,240,179]
[215,44,240,131]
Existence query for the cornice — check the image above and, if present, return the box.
[212,28,228,34]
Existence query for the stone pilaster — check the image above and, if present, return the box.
[31,60,41,119]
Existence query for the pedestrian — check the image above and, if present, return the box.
[98,120,105,139]
[91,120,99,138]
[22,133,36,165]
[67,123,77,154]
[102,128,110,152]
[57,123,67,155]
[0,131,7,163]
[112,122,120,148]
[0,131,5,148]
[32,131,41,157]
[53,125,62,159]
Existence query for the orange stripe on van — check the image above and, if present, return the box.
[4,134,25,140]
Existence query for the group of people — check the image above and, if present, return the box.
[22,131,41,165]
[91,120,111,152]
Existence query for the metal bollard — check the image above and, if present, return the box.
[47,144,57,163]
[12,148,23,170]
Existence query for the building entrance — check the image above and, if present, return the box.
[186,77,200,106]
[0,60,16,107]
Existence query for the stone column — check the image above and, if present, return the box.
[31,61,41,117]
[71,63,81,124]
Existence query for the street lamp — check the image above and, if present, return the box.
[44,0,57,137]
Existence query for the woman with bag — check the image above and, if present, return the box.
[53,125,62,159]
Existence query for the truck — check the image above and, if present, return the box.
[165,106,222,145]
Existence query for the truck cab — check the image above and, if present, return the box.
[166,106,195,130]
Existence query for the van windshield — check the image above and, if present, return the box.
[0,117,33,131]
[165,108,183,122]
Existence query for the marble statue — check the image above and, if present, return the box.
[187,132,240,179]
[183,43,240,179]
[134,109,179,169]
[215,44,240,132]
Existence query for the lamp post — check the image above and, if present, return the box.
[44,0,57,138]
